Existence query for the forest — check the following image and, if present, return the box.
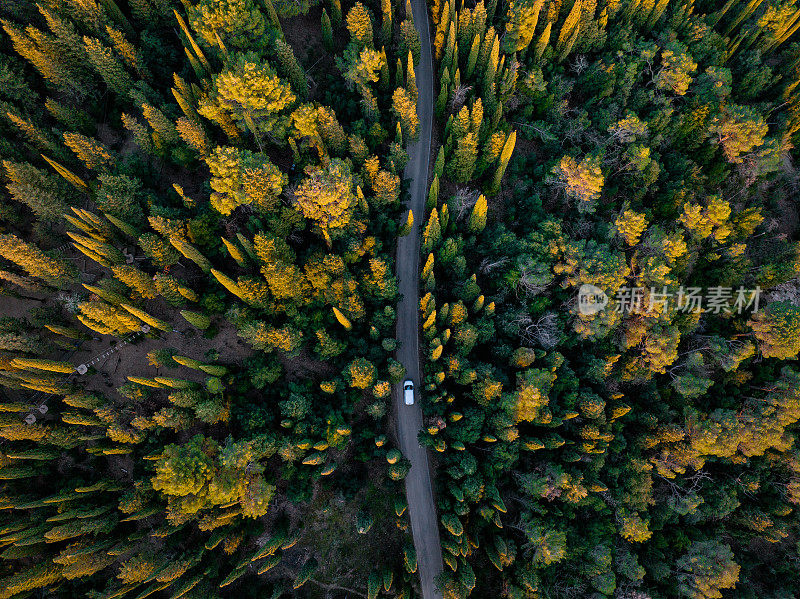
[420,0,800,597]
[0,0,799,598]
[0,0,421,596]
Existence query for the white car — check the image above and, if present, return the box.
[403,379,415,405]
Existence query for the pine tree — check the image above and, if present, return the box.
[333,306,353,330]
[676,541,741,599]
[169,235,211,272]
[276,39,308,99]
[436,77,449,119]
[106,26,143,77]
[122,113,155,155]
[63,133,115,171]
[468,194,487,233]
[78,300,141,335]
[422,252,435,282]
[208,55,295,140]
[347,3,374,48]
[83,35,132,95]
[222,237,247,266]
[185,0,269,50]
[1,18,90,97]
[483,35,500,98]
[142,104,179,147]
[293,159,357,245]
[105,212,139,238]
[552,155,604,214]
[472,0,488,39]
[112,265,157,299]
[11,357,75,374]
[45,324,90,340]
[330,0,343,27]
[322,9,334,52]
[211,268,247,301]
[176,117,211,155]
[206,146,286,215]
[121,304,172,331]
[317,107,348,155]
[153,273,185,306]
[614,209,648,246]
[396,56,405,88]
[83,283,128,306]
[434,1,451,60]
[427,175,440,212]
[41,155,88,191]
[434,145,445,179]
[6,112,62,156]
[487,130,516,195]
[442,21,456,78]
[422,208,442,252]
[381,0,393,44]
[392,87,419,141]
[466,33,480,79]
[0,270,43,294]
[400,18,421,63]
[262,0,283,38]
[180,310,211,330]
[476,26,496,79]
[45,98,92,134]
[556,0,582,55]
[0,234,77,288]
[457,3,474,51]
[379,47,390,89]
[95,174,143,224]
[440,203,450,232]
[398,209,414,236]
[448,131,478,182]
[0,563,62,597]
[345,357,377,389]
[2,161,70,222]
[69,232,125,266]
[172,74,200,121]
[373,170,401,205]
[503,0,545,54]
[749,302,800,359]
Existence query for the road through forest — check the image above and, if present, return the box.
[393,0,444,598]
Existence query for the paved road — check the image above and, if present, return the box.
[394,0,444,598]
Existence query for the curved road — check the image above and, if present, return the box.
[394,0,444,598]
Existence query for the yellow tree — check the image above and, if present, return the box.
[63,132,115,171]
[292,159,358,246]
[0,234,77,288]
[346,2,374,48]
[200,53,296,142]
[487,130,516,195]
[392,87,419,141]
[614,209,648,246]
[503,0,545,54]
[710,105,768,163]
[188,0,269,50]
[345,357,377,389]
[205,146,286,215]
[749,302,800,359]
[551,155,604,214]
